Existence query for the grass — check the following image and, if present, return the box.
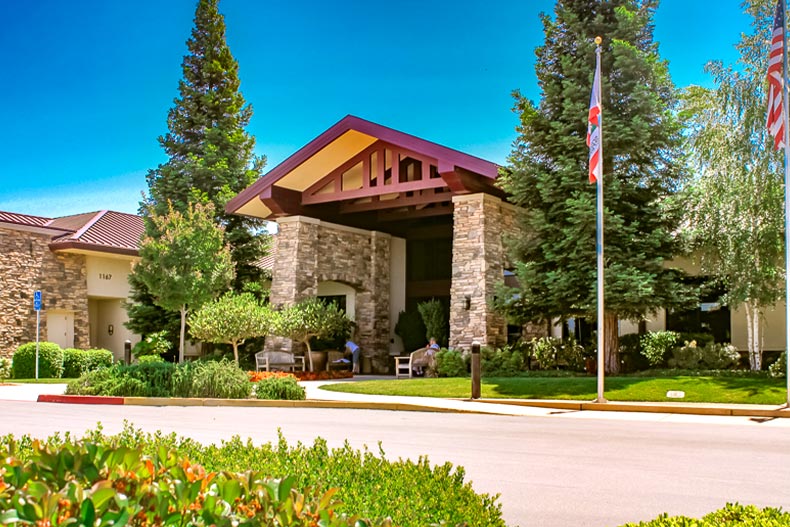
[2,378,76,384]
[321,375,788,405]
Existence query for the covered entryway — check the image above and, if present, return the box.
[227,116,522,372]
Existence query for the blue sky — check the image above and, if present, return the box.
[0,0,749,218]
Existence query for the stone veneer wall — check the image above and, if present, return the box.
[449,193,522,351]
[268,216,391,372]
[0,226,89,358]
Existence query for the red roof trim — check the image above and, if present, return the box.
[226,115,499,215]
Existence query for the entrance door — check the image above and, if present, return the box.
[47,311,75,349]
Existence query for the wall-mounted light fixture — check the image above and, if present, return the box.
[107,324,114,336]
[464,296,471,310]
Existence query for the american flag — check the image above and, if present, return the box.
[767,0,785,151]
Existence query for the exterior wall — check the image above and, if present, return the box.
[317,281,356,320]
[86,256,133,298]
[620,310,666,335]
[449,193,521,351]
[89,298,139,361]
[389,237,407,357]
[268,216,392,372]
[0,226,89,358]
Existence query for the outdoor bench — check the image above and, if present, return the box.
[255,351,305,372]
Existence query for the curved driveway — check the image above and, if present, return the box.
[1,384,789,527]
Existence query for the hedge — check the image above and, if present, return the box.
[62,348,113,378]
[620,503,790,526]
[12,341,64,378]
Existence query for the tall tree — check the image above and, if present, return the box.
[135,202,234,363]
[498,0,692,373]
[681,0,783,371]
[143,0,267,283]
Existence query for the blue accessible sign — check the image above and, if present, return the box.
[34,290,42,311]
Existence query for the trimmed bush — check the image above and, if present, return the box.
[668,341,740,370]
[640,331,680,367]
[0,423,507,527]
[395,309,427,353]
[620,503,790,526]
[481,345,525,377]
[436,348,467,377]
[12,342,64,379]
[62,348,113,378]
[255,374,306,400]
[0,357,11,380]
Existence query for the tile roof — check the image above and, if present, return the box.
[254,254,275,270]
[0,209,144,256]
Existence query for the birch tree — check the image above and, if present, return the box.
[681,0,784,370]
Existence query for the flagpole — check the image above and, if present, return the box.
[594,36,607,404]
[783,0,790,406]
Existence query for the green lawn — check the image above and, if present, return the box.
[321,376,788,405]
[2,378,75,384]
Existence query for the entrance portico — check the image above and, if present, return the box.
[227,116,521,371]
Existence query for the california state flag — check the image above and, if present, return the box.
[587,51,602,184]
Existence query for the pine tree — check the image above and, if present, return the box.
[143,0,267,288]
[498,0,692,373]
[128,0,268,341]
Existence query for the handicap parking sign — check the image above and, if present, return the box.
[34,290,41,311]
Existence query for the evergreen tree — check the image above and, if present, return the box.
[128,0,268,338]
[143,0,267,287]
[498,0,692,373]
[681,0,783,370]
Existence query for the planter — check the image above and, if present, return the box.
[308,351,327,372]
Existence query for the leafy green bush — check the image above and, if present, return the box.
[0,438,391,527]
[668,341,740,370]
[12,342,64,378]
[481,345,525,376]
[531,337,560,369]
[619,503,790,526]
[435,348,467,377]
[676,332,715,348]
[619,333,650,372]
[66,362,176,397]
[640,331,679,367]
[255,375,306,400]
[1,423,507,527]
[136,354,166,364]
[132,330,172,357]
[0,357,11,380]
[190,359,251,399]
[62,348,113,378]
[769,352,787,378]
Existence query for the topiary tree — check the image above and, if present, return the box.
[272,299,352,372]
[189,292,272,365]
[417,299,448,347]
[394,309,427,353]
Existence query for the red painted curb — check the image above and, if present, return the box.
[38,394,124,405]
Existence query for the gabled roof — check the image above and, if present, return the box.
[0,209,144,257]
[226,115,501,221]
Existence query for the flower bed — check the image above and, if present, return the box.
[248,370,353,382]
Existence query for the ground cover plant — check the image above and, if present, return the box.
[320,375,787,405]
[0,423,507,527]
[618,503,790,526]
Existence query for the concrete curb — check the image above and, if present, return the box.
[466,398,790,418]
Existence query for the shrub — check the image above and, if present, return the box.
[668,341,740,370]
[0,423,507,527]
[0,439,392,527]
[640,331,679,367]
[619,333,650,372]
[190,359,251,399]
[12,342,64,378]
[620,503,790,526]
[66,362,176,397]
[481,344,525,376]
[255,375,306,400]
[136,354,166,364]
[132,330,172,357]
[769,352,787,378]
[0,357,11,380]
[395,309,427,353]
[417,298,448,347]
[557,337,586,372]
[436,348,467,377]
[62,348,113,378]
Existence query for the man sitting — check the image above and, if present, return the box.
[412,337,440,377]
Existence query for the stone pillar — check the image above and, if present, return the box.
[449,193,509,351]
[266,216,321,353]
[355,231,390,373]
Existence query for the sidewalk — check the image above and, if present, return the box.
[4,378,789,419]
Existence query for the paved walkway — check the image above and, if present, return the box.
[3,377,789,419]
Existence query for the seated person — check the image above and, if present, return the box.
[412,337,440,376]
